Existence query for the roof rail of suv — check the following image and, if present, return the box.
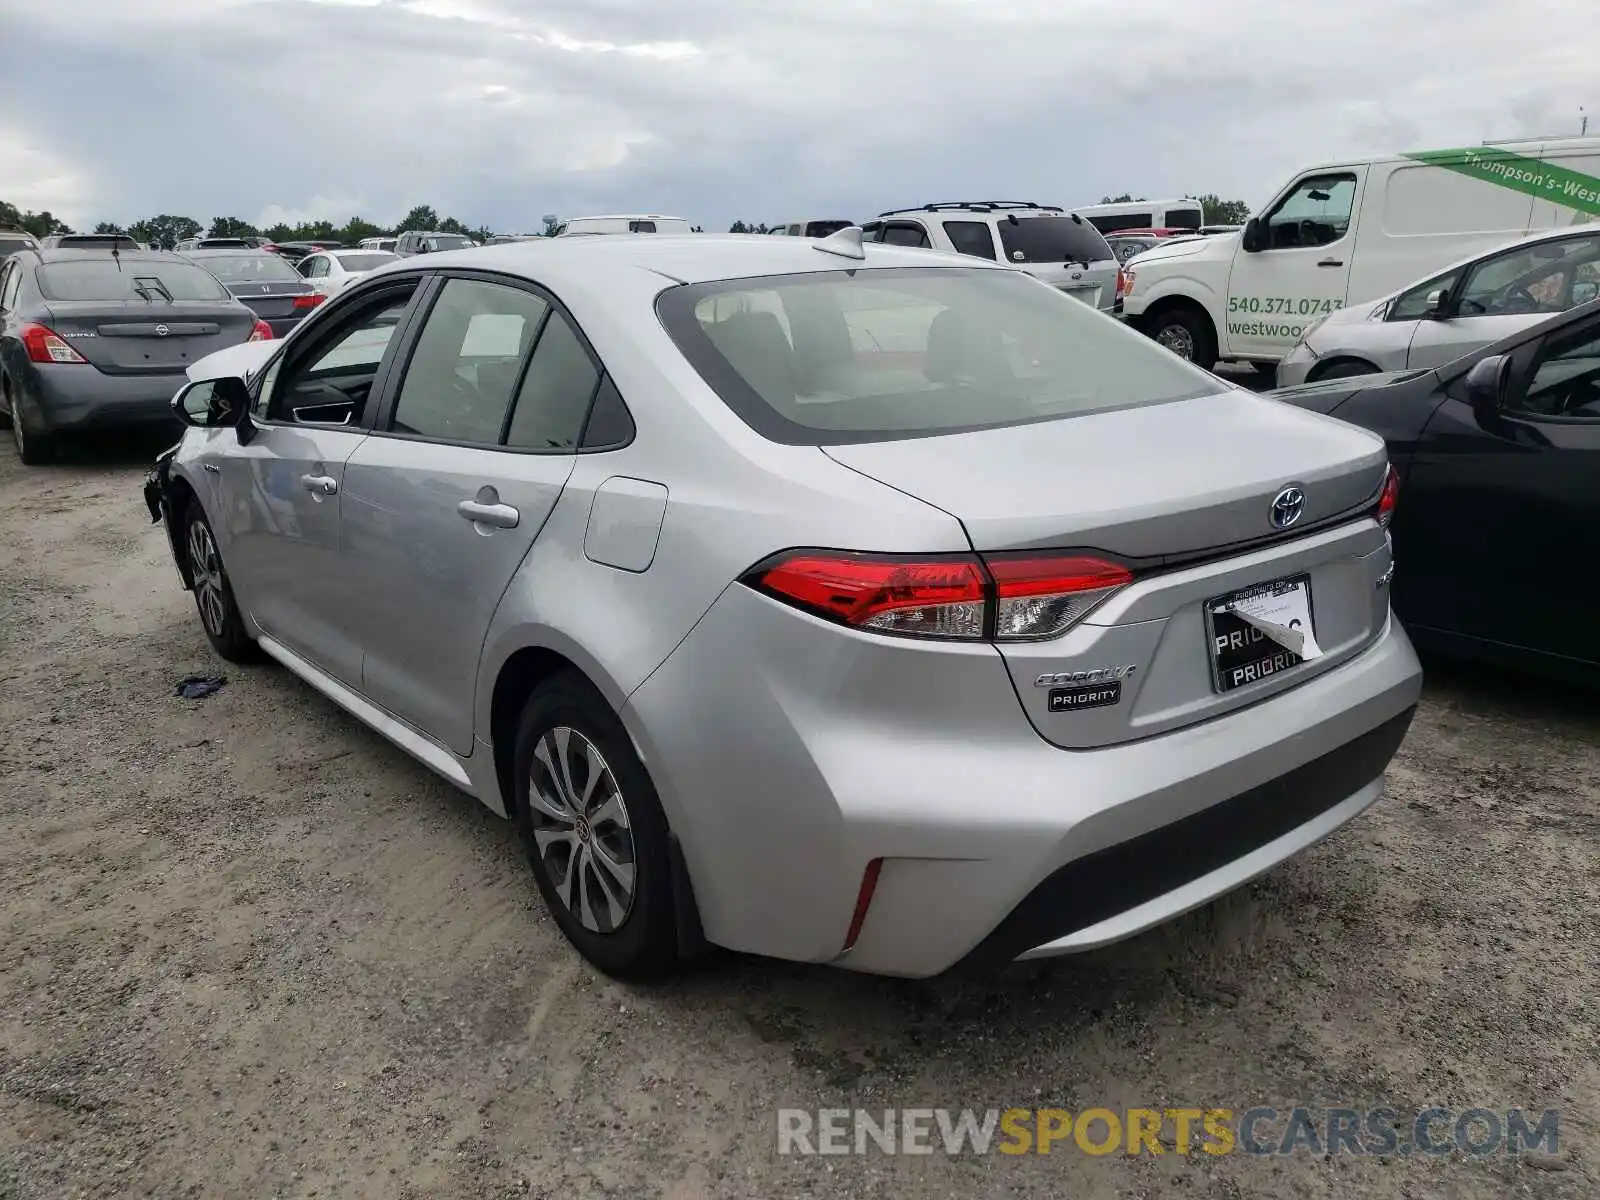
[877,201,1064,216]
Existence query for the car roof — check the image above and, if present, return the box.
[183,247,276,257]
[34,247,176,264]
[1372,225,1600,302]
[369,232,1006,289]
[565,214,685,222]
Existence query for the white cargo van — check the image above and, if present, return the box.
[1073,198,1204,235]
[1119,137,1600,369]
[551,214,692,236]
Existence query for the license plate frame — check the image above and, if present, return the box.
[1203,573,1316,694]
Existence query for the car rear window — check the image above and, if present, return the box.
[803,220,852,238]
[36,260,230,301]
[194,254,303,283]
[657,266,1216,445]
[995,216,1113,266]
[55,234,139,248]
[424,235,473,251]
[336,252,397,271]
[0,237,34,257]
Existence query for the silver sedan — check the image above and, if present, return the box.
[146,230,1419,979]
[1278,226,1600,386]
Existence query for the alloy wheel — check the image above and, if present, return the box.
[187,519,228,637]
[1155,324,1196,360]
[528,726,636,933]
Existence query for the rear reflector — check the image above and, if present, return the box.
[744,550,1132,642]
[842,858,883,953]
[292,294,326,310]
[1375,464,1399,528]
[19,323,87,364]
[248,319,274,342]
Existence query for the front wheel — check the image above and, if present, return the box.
[183,505,259,663]
[512,672,680,979]
[1312,360,1379,382]
[1146,308,1217,369]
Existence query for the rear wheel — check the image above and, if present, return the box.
[7,387,53,466]
[512,671,679,980]
[1146,306,1217,369]
[183,504,259,663]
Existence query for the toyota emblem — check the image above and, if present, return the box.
[154,323,170,337]
[1270,485,1306,529]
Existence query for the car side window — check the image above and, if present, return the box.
[1514,322,1600,420]
[882,221,931,249]
[266,286,418,424]
[942,220,997,260]
[1262,173,1357,250]
[389,278,550,444]
[628,220,657,233]
[504,310,601,451]
[1388,269,1462,321]
[1458,236,1600,317]
[859,222,884,243]
[303,256,328,279]
[0,263,18,310]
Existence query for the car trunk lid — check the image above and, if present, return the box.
[822,390,1387,559]
[823,392,1394,749]
[43,301,257,376]
[223,279,314,320]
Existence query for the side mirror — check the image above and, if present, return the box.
[1241,217,1264,253]
[1463,353,1510,421]
[172,376,250,428]
[1423,288,1450,318]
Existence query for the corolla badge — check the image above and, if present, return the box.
[1270,485,1305,529]
[1035,665,1138,687]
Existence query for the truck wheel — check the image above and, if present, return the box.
[1146,307,1217,369]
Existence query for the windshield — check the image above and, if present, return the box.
[995,216,1113,266]
[658,267,1217,445]
[37,260,230,301]
[192,253,303,283]
[336,252,397,271]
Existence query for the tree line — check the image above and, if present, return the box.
[6,194,1255,247]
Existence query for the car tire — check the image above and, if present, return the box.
[7,388,53,466]
[1312,360,1379,382]
[182,503,259,663]
[1146,307,1217,369]
[511,671,680,980]
[1250,361,1279,385]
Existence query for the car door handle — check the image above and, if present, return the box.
[457,500,520,529]
[300,474,338,496]
[1317,258,1344,267]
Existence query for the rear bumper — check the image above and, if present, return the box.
[24,366,186,433]
[624,585,1423,978]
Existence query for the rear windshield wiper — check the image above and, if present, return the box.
[131,275,172,303]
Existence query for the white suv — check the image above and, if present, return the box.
[860,202,1119,313]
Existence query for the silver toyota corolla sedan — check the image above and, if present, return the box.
[145,230,1422,979]
[1278,225,1600,387]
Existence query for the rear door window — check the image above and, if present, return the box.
[995,216,1113,265]
[942,220,997,260]
[390,278,550,444]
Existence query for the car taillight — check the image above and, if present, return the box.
[985,553,1135,641]
[1375,464,1399,528]
[292,294,325,310]
[248,320,274,342]
[1120,268,1135,297]
[19,322,88,364]
[744,550,1133,642]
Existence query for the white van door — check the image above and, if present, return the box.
[1221,168,1364,360]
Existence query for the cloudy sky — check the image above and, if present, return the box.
[1,0,1595,234]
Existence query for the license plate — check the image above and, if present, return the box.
[1205,574,1315,693]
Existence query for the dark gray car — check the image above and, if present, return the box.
[0,248,266,463]
[183,248,327,337]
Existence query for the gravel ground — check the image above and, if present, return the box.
[1,434,1596,1200]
